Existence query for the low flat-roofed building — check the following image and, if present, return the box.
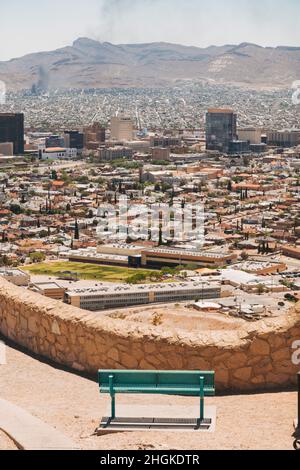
[280,244,300,259]
[63,247,137,267]
[233,260,287,275]
[30,282,66,300]
[267,129,300,148]
[41,147,77,160]
[228,140,250,154]
[219,269,286,293]
[141,248,237,269]
[151,147,171,161]
[0,268,30,286]
[65,280,221,311]
[97,244,144,257]
[0,142,13,156]
[0,155,25,167]
[211,269,257,287]
[98,146,133,161]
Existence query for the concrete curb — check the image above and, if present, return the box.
[0,399,80,450]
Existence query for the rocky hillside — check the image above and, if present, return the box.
[1,38,300,90]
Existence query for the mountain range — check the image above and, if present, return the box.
[1,38,300,91]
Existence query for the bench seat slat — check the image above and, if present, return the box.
[100,385,215,396]
[99,384,214,390]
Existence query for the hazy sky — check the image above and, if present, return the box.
[0,0,300,60]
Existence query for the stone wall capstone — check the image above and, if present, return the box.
[0,277,299,391]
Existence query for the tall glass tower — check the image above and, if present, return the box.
[206,109,237,153]
[0,113,24,155]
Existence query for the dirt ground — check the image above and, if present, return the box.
[108,304,246,332]
[0,431,17,450]
[0,340,298,451]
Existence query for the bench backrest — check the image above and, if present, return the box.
[98,370,215,396]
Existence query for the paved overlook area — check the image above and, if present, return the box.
[0,341,298,450]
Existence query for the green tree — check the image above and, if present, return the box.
[257,284,265,295]
[0,255,12,267]
[10,204,24,215]
[39,230,49,238]
[74,220,80,240]
[126,273,148,284]
[227,180,232,192]
[51,169,58,180]
[29,252,46,263]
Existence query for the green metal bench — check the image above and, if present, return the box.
[98,370,215,422]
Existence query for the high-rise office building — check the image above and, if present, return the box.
[0,113,24,155]
[110,115,134,141]
[83,123,106,150]
[64,131,84,150]
[206,109,237,153]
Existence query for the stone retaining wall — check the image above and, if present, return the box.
[0,278,299,391]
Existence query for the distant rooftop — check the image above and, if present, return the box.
[67,279,220,297]
[44,147,66,152]
[144,248,232,259]
[207,108,234,114]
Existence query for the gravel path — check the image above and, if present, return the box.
[0,340,298,450]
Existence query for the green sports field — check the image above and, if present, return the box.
[23,261,156,283]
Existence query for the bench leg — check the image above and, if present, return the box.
[109,375,116,420]
[200,376,204,421]
[111,394,116,420]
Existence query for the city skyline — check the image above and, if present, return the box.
[0,0,300,61]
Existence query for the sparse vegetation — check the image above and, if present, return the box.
[151,312,163,326]
[29,252,47,264]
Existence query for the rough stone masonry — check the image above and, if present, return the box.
[0,277,299,391]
